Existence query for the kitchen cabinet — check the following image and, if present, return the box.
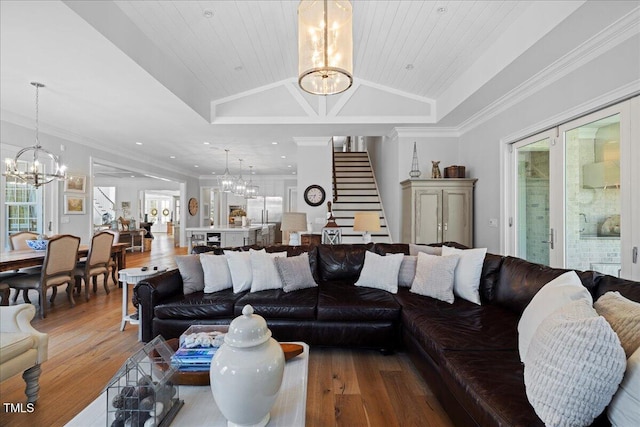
[186,227,259,252]
[401,179,476,247]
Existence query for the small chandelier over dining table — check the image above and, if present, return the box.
[4,82,67,187]
[298,0,353,96]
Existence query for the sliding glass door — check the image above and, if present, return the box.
[510,97,638,280]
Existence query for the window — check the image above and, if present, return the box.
[5,179,42,236]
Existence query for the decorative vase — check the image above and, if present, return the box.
[210,305,284,427]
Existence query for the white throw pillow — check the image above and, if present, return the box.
[225,250,261,293]
[355,251,404,294]
[410,252,459,304]
[608,346,640,427]
[524,299,626,427]
[518,271,592,362]
[595,291,640,358]
[398,256,417,288]
[409,244,442,256]
[250,249,287,292]
[441,246,486,305]
[199,254,232,293]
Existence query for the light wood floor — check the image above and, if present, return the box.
[0,234,453,427]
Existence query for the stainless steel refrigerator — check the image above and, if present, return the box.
[246,196,283,243]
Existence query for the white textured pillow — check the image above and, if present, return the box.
[355,251,404,294]
[409,244,442,256]
[594,291,640,358]
[225,250,260,293]
[524,299,626,427]
[250,249,287,292]
[441,246,486,305]
[608,346,640,427]
[274,253,318,293]
[518,271,592,362]
[199,254,232,293]
[398,256,417,287]
[410,252,459,304]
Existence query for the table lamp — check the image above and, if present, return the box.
[281,212,308,246]
[353,212,380,243]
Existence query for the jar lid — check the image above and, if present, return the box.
[224,305,272,348]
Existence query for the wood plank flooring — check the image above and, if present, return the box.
[0,235,453,427]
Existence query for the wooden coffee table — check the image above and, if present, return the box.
[65,342,309,426]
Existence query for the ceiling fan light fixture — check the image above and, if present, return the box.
[298,0,353,96]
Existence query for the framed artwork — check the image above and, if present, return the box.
[64,175,86,193]
[64,195,86,214]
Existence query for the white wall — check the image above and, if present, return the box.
[295,138,333,232]
[459,34,640,253]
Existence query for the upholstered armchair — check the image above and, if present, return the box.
[0,304,49,403]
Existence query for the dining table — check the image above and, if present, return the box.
[0,242,129,274]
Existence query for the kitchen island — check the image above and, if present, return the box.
[185,226,260,252]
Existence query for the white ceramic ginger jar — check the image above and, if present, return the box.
[210,304,284,427]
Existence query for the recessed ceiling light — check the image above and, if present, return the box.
[292,171,296,175]
[203,10,213,18]
[170,156,176,159]
[194,165,199,168]
[203,142,210,145]
[211,171,216,174]
[271,141,278,145]
[437,7,447,13]
[405,64,414,71]
[135,142,143,145]
[130,175,135,178]
[287,165,292,168]
[281,155,286,159]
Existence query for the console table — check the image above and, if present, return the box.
[119,229,145,252]
[65,342,309,426]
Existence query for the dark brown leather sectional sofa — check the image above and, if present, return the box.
[134,243,640,426]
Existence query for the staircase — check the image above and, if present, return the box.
[331,151,392,243]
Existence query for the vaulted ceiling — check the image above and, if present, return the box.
[1,1,628,179]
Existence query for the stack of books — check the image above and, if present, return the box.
[171,346,218,372]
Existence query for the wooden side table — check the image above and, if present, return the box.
[300,233,321,246]
[0,283,10,306]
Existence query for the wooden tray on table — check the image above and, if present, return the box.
[158,338,304,386]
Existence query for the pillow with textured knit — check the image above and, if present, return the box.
[608,346,640,427]
[274,253,317,293]
[398,256,417,287]
[594,291,640,358]
[410,252,459,303]
[518,270,592,362]
[175,254,204,295]
[524,299,626,427]
[355,251,404,294]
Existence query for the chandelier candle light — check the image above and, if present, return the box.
[234,159,246,197]
[4,82,67,187]
[298,0,353,95]
[217,149,234,193]
[244,166,259,199]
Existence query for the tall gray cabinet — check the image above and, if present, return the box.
[401,179,477,247]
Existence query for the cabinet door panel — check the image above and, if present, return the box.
[416,190,442,244]
[443,189,471,246]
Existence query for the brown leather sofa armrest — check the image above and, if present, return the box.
[134,269,183,342]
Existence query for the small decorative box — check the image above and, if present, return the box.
[105,336,183,427]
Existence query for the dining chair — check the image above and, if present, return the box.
[3,234,81,318]
[9,231,40,250]
[103,230,120,285]
[74,231,114,301]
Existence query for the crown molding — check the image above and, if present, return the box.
[391,127,461,139]
[457,6,640,136]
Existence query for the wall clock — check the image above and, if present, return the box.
[188,197,199,216]
[304,185,326,207]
